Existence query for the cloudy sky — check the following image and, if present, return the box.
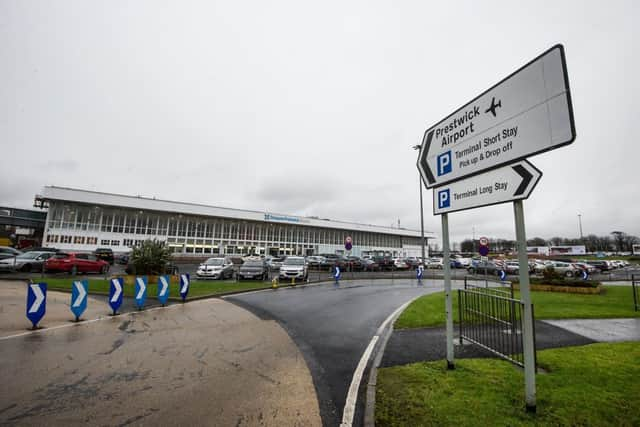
[2,1,638,245]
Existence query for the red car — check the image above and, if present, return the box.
[44,252,110,275]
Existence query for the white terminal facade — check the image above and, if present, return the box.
[35,187,435,258]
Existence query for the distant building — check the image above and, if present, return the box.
[34,186,435,257]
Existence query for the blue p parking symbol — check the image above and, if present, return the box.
[437,151,452,176]
[438,189,450,209]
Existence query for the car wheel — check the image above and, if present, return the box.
[70,265,78,275]
[21,264,32,273]
[565,270,574,278]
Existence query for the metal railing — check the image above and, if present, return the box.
[458,284,536,368]
[633,274,639,311]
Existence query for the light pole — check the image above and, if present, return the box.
[412,145,426,262]
[577,214,584,240]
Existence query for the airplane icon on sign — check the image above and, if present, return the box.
[485,97,502,117]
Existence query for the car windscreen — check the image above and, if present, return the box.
[205,258,224,265]
[244,261,264,267]
[53,253,70,259]
[284,258,304,265]
[17,253,41,259]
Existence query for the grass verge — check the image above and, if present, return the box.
[395,286,640,329]
[376,342,640,427]
[43,277,273,299]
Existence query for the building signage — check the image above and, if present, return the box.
[433,160,542,215]
[418,44,574,188]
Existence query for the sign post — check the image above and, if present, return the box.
[433,161,542,214]
[418,44,574,188]
[442,214,454,370]
[70,280,88,321]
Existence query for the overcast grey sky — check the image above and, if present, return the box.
[2,1,638,245]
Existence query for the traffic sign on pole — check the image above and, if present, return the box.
[157,275,170,306]
[26,282,47,329]
[134,276,147,310]
[109,278,123,315]
[479,237,489,246]
[417,45,574,188]
[179,274,190,301]
[433,160,542,215]
[70,280,88,321]
[345,236,352,251]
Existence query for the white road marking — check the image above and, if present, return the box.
[340,297,418,427]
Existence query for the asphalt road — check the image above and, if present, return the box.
[0,283,322,426]
[226,279,439,427]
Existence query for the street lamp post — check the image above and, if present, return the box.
[413,145,426,262]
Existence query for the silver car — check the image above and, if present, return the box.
[279,256,308,281]
[196,257,235,280]
[0,251,53,272]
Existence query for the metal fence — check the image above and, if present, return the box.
[458,282,536,368]
[633,274,639,312]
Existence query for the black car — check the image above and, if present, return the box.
[467,261,502,275]
[94,248,114,265]
[238,259,269,280]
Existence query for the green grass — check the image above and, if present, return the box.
[376,342,640,427]
[395,286,640,329]
[43,277,273,299]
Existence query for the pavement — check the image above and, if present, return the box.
[0,281,322,426]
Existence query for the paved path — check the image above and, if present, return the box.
[543,318,640,342]
[0,281,322,426]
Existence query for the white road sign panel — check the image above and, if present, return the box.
[433,160,542,215]
[418,44,574,188]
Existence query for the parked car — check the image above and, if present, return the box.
[0,246,22,261]
[361,258,380,271]
[320,254,349,270]
[467,261,502,276]
[372,256,395,270]
[404,257,420,269]
[426,258,443,269]
[504,261,520,275]
[266,256,285,271]
[44,252,110,275]
[306,256,328,269]
[238,259,269,280]
[393,258,409,269]
[93,248,115,265]
[196,257,235,279]
[346,256,365,271]
[546,261,580,278]
[279,256,308,281]
[0,251,54,272]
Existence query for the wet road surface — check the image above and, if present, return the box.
[226,279,438,427]
[0,283,322,426]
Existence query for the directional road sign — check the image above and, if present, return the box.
[26,282,47,328]
[479,245,489,256]
[70,280,88,320]
[179,274,190,301]
[418,44,574,188]
[135,276,147,309]
[109,277,123,314]
[433,160,542,215]
[157,275,170,306]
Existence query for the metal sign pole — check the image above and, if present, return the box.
[442,213,455,369]
[513,200,536,411]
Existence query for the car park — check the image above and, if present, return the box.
[546,261,580,277]
[279,256,308,281]
[265,256,285,271]
[581,260,609,272]
[361,258,380,271]
[238,259,269,280]
[573,262,597,274]
[504,261,520,275]
[196,257,235,279]
[306,256,328,269]
[44,252,110,275]
[372,256,394,270]
[393,258,409,269]
[346,256,365,271]
[0,251,54,272]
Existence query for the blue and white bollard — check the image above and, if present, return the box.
[416,265,424,285]
[334,266,341,287]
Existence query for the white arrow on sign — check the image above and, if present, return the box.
[418,45,574,189]
[433,160,542,215]
[72,281,87,308]
[180,275,189,294]
[110,279,122,302]
[28,284,45,313]
[159,276,168,297]
[135,278,146,300]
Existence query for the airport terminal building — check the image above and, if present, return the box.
[34,186,435,258]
